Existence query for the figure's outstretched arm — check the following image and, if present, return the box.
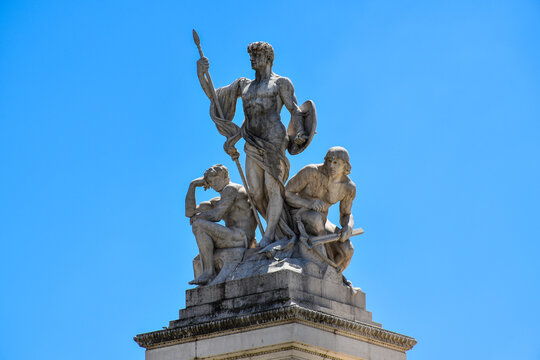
[285,167,324,211]
[278,77,307,145]
[284,189,312,210]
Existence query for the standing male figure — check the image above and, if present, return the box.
[185,164,256,285]
[196,42,308,247]
[284,147,356,271]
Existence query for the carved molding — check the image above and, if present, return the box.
[205,341,356,360]
[134,304,416,352]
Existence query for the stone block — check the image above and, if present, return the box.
[185,283,225,307]
[178,303,215,320]
[350,290,366,309]
[223,271,289,299]
[177,269,380,329]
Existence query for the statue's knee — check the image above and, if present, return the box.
[314,223,326,235]
[343,240,354,257]
[267,185,281,199]
[192,219,206,233]
[264,176,281,198]
[307,220,325,236]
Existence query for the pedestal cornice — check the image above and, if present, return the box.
[134,304,416,353]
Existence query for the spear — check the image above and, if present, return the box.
[192,29,265,237]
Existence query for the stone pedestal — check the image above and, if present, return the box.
[135,268,416,359]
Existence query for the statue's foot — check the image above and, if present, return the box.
[258,235,274,249]
[342,274,354,288]
[189,273,212,286]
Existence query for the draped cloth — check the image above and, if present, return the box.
[209,79,296,239]
[208,80,242,155]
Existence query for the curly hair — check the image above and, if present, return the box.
[324,147,351,175]
[203,164,229,182]
[247,41,274,66]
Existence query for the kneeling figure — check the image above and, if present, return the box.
[285,147,356,271]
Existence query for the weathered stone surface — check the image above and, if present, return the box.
[172,267,374,329]
[133,264,419,359]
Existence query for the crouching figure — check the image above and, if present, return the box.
[285,147,356,271]
[185,164,256,285]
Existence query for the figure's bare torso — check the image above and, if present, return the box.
[296,165,354,214]
[240,74,287,148]
[222,183,257,237]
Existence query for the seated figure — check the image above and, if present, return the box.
[185,164,256,285]
[285,147,356,271]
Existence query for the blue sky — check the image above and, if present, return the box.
[1,1,539,359]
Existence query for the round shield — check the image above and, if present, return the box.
[287,100,317,155]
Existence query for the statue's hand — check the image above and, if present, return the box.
[191,177,207,188]
[197,57,209,74]
[310,199,326,212]
[340,225,353,242]
[225,146,240,161]
[294,130,308,145]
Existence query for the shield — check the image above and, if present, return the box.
[287,100,317,155]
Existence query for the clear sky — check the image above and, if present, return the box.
[1,1,539,359]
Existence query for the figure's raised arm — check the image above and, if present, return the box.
[197,57,245,102]
[196,57,214,100]
[185,177,210,218]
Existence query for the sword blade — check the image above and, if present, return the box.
[310,227,364,247]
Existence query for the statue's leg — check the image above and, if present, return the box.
[245,156,267,218]
[261,172,284,245]
[303,210,328,236]
[205,223,246,249]
[333,240,354,271]
[301,210,328,258]
[191,219,216,284]
[191,219,247,285]
[323,220,338,262]
[322,220,354,271]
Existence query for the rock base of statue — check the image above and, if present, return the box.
[134,260,416,360]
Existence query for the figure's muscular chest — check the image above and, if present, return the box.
[241,78,281,108]
[325,184,346,205]
[303,173,346,205]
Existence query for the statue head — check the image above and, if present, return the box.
[203,164,230,192]
[248,41,274,70]
[324,146,351,177]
